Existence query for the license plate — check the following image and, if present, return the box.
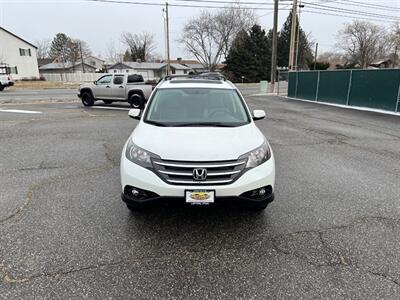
[185,190,215,205]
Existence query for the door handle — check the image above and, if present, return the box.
[119,86,124,88]
[106,86,110,88]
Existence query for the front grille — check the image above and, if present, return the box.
[152,158,247,185]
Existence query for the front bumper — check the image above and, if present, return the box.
[120,152,275,205]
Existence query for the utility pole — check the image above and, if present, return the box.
[79,42,85,73]
[165,2,171,76]
[314,42,318,70]
[288,0,298,70]
[270,0,279,93]
[294,2,304,70]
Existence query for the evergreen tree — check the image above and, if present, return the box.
[49,33,71,62]
[224,25,271,82]
[277,12,313,69]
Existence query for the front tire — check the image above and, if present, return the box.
[81,91,94,106]
[0,85,4,91]
[128,94,144,109]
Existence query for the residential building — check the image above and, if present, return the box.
[84,55,105,71]
[39,62,97,74]
[107,61,191,80]
[0,26,39,79]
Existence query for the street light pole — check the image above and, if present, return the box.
[270,0,279,93]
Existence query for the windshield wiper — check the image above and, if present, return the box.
[173,122,240,127]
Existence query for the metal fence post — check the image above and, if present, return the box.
[277,71,280,96]
[396,81,400,113]
[346,70,353,106]
[315,71,320,102]
[295,71,299,98]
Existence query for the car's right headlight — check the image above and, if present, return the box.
[239,140,271,169]
[125,138,160,169]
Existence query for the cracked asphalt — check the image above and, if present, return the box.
[1,86,400,299]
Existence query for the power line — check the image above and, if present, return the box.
[83,0,400,23]
[302,2,400,21]
[302,9,399,24]
[83,0,278,10]
[336,0,400,11]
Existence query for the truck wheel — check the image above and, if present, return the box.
[81,91,94,106]
[129,94,144,109]
[103,100,112,105]
[0,85,4,91]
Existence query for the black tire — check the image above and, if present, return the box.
[128,94,144,109]
[0,85,4,91]
[103,100,112,105]
[81,91,94,106]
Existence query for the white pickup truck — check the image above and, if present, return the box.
[78,74,153,108]
[0,64,14,91]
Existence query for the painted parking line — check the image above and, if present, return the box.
[89,106,131,111]
[0,109,42,114]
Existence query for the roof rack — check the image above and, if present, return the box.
[164,73,225,81]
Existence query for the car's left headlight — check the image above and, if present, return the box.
[240,140,271,169]
[125,139,159,168]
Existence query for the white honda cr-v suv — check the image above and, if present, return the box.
[120,74,275,210]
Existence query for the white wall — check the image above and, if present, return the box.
[0,28,39,79]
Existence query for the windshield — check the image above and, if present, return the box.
[144,88,250,127]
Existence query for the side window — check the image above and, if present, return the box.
[127,74,144,83]
[97,75,112,84]
[113,75,124,85]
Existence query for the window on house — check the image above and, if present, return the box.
[172,69,176,74]
[19,48,31,56]
[184,70,187,74]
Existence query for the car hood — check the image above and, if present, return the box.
[130,122,265,161]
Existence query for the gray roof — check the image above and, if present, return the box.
[39,61,96,70]
[108,62,191,70]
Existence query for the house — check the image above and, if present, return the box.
[39,61,97,74]
[107,61,191,80]
[84,55,105,71]
[369,59,393,69]
[0,26,39,79]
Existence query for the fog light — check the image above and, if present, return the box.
[131,189,140,197]
[258,188,266,196]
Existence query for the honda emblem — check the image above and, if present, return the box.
[193,168,207,181]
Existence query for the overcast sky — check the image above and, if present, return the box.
[0,0,398,61]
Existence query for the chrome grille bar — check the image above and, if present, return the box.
[152,158,247,185]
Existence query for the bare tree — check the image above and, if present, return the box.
[336,20,388,68]
[180,6,255,71]
[121,32,156,62]
[105,40,124,63]
[35,39,50,59]
[388,22,400,66]
[67,39,92,71]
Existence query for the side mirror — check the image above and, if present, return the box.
[128,108,141,120]
[252,110,266,121]
[93,80,97,85]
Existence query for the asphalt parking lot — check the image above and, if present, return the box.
[1,86,400,299]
